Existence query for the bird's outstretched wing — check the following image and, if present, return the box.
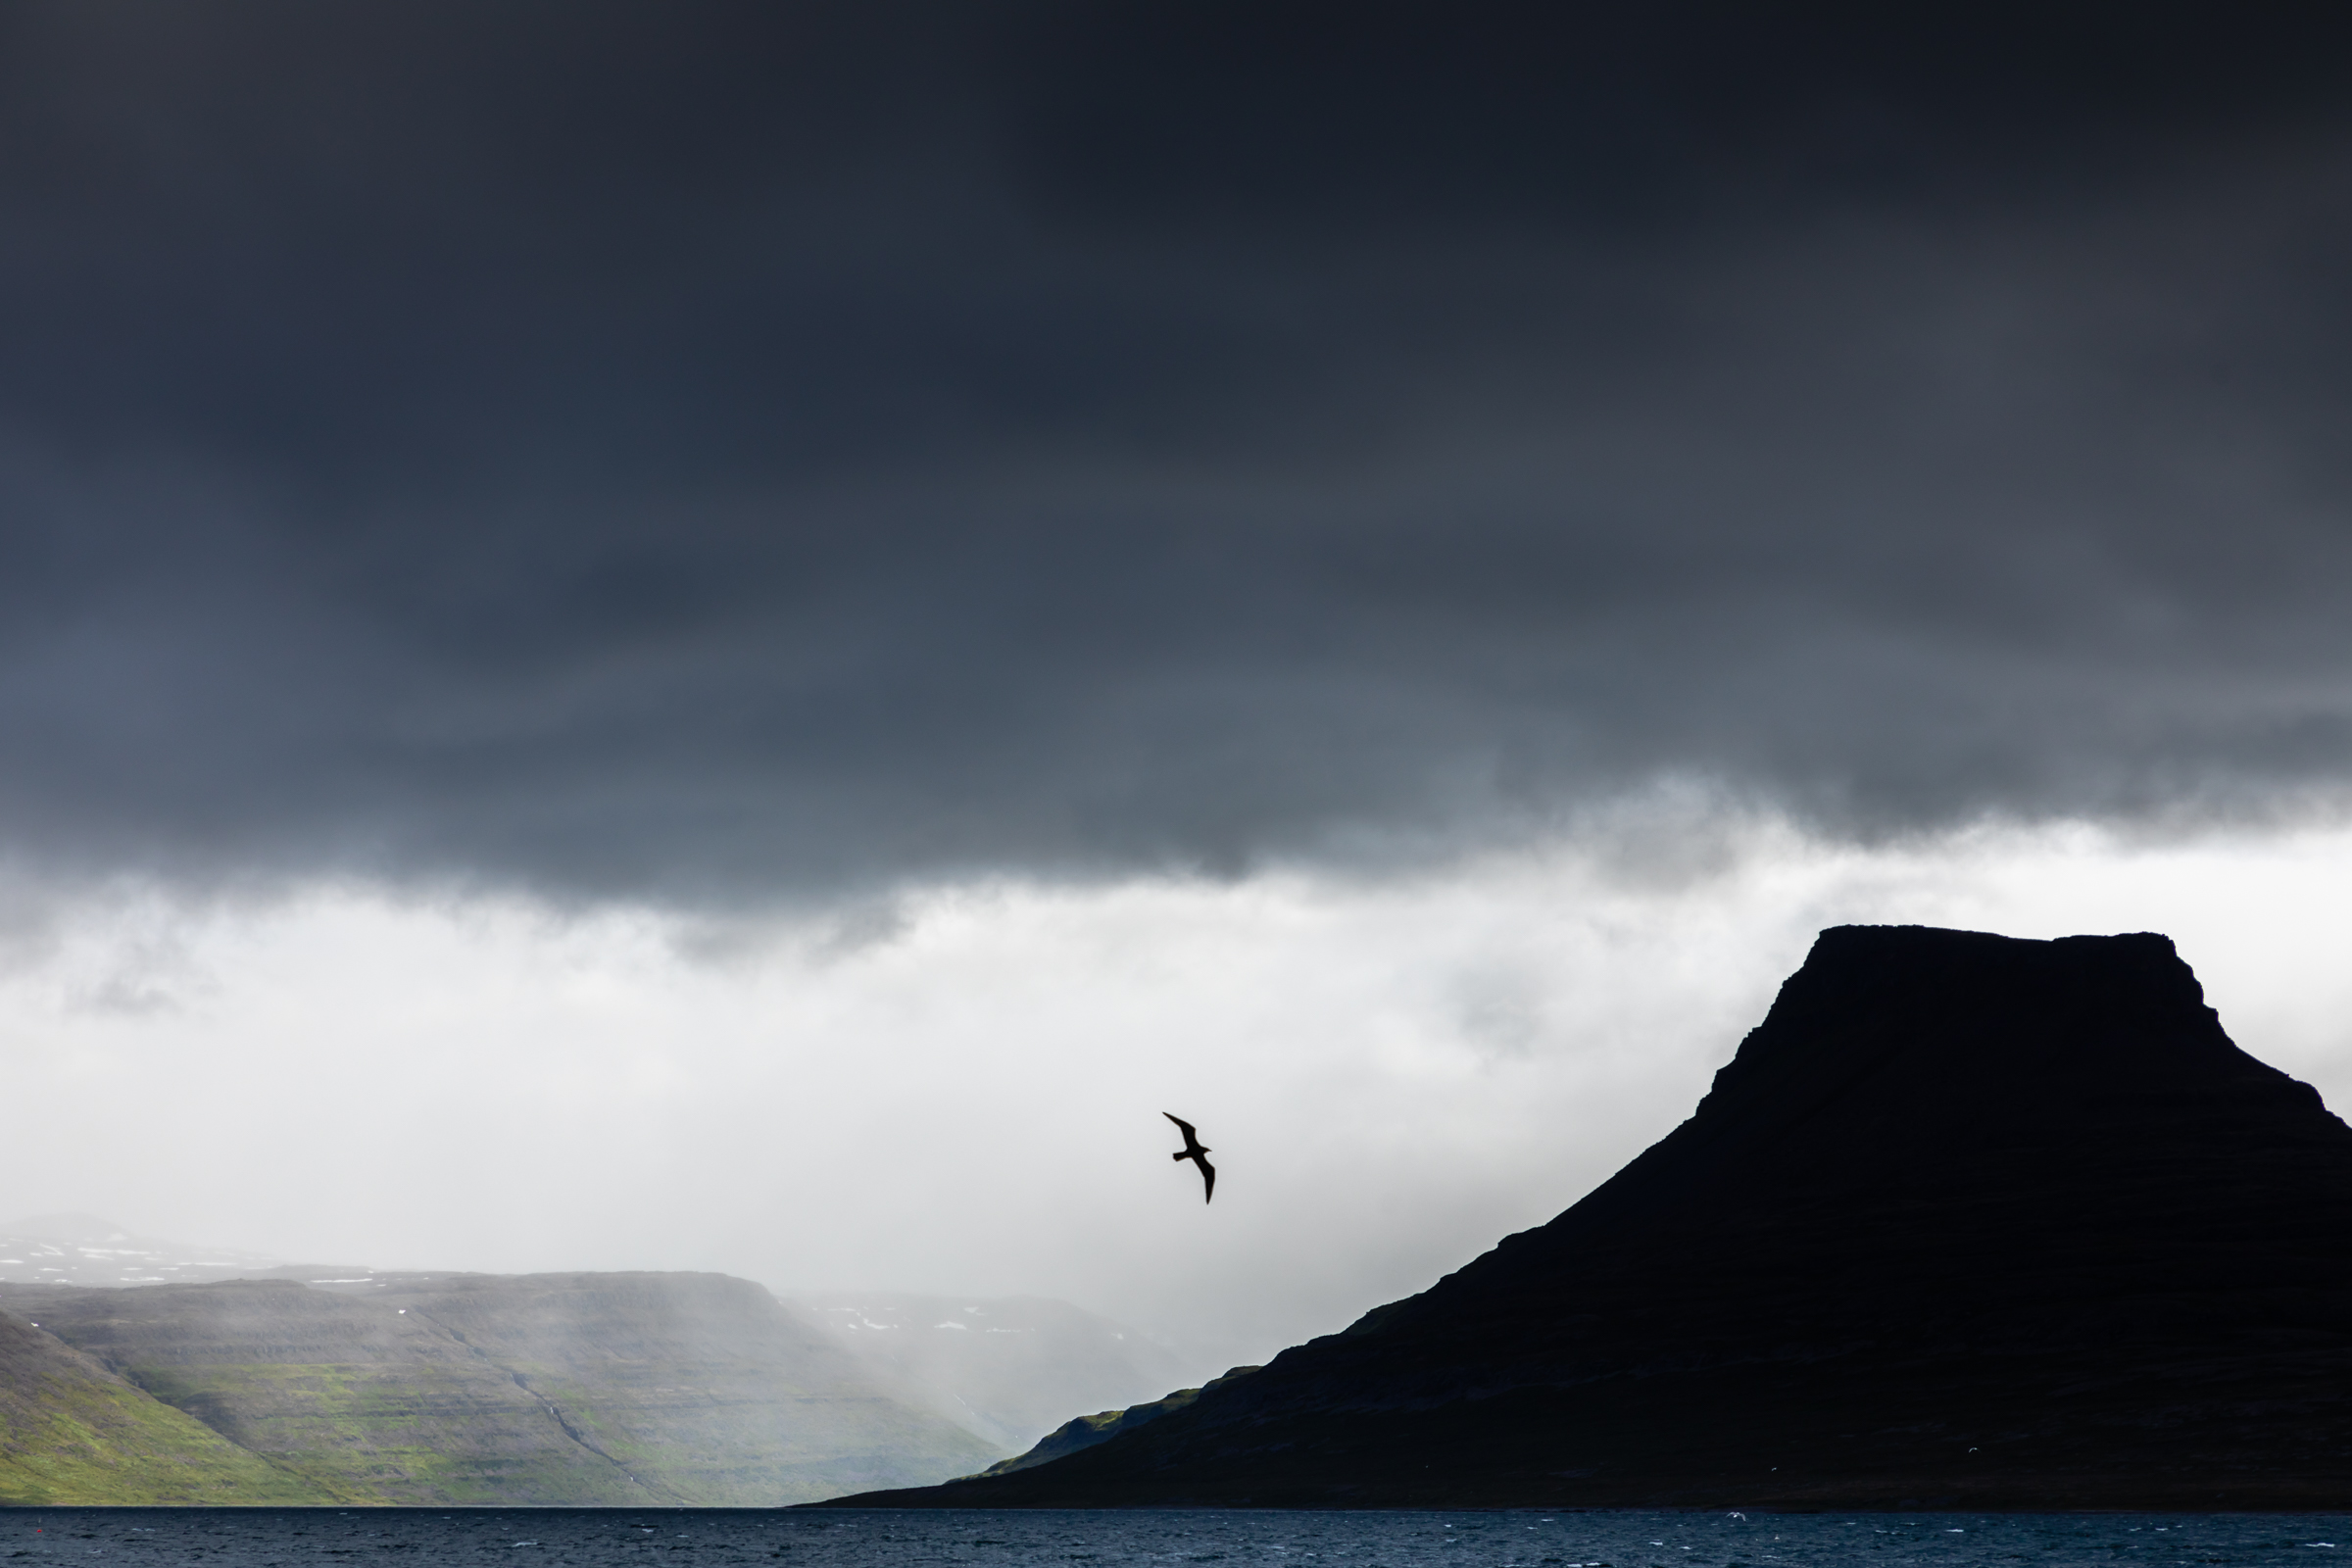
[1164,1112,1214,1201]
[1163,1111,1208,1157]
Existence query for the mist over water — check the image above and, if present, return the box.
[6,1507,2348,1566]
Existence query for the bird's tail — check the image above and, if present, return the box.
[1171,1151,1187,1161]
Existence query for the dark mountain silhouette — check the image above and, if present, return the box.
[818,926,2352,1509]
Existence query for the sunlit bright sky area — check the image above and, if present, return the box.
[9,807,2351,1367]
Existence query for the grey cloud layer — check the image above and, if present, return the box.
[5,2,2351,900]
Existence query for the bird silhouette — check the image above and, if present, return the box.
[1163,1112,1215,1203]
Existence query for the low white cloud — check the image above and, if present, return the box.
[3,814,2349,1371]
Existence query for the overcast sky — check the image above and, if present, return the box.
[4,2,2352,1369]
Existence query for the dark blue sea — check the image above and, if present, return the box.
[6,1509,2351,1567]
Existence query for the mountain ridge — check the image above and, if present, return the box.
[2,1264,1201,1504]
[815,925,2352,1509]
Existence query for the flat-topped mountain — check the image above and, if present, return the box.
[823,926,2352,1509]
[2,1245,1197,1504]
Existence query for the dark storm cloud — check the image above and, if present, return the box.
[4,1,2352,900]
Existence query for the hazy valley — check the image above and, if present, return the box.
[0,1245,1208,1505]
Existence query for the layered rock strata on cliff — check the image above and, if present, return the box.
[2,1271,997,1504]
[0,1305,333,1504]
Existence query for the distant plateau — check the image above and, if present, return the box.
[0,1260,1196,1505]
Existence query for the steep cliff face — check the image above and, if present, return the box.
[2,1272,997,1504]
[0,1307,332,1504]
[824,927,2352,1509]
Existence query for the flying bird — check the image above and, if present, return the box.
[1163,1112,1215,1203]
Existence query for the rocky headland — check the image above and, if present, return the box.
[820,926,2352,1509]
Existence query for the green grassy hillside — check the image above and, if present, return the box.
[6,1279,622,1504]
[0,1307,331,1504]
[2,1274,1000,1505]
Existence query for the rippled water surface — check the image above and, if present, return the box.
[5,1508,2349,1566]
